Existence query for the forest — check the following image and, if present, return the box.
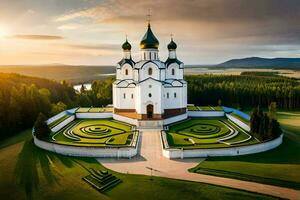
[186,74,300,109]
[1,72,299,139]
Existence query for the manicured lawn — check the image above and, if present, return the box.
[0,130,278,200]
[190,111,300,189]
[198,106,214,111]
[187,105,199,111]
[166,118,257,149]
[51,119,135,147]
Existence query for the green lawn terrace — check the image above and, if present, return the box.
[50,119,138,147]
[165,117,258,149]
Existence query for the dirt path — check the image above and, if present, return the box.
[98,130,300,200]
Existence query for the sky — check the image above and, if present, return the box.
[0,0,299,65]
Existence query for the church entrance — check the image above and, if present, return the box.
[146,104,153,119]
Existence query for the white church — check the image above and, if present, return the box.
[113,22,187,121]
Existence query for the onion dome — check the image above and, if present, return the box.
[167,38,177,50]
[122,39,131,51]
[140,23,159,49]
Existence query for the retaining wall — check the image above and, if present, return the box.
[188,111,225,117]
[76,112,113,119]
[161,131,283,158]
[164,113,188,125]
[226,113,250,132]
[113,114,138,126]
[51,115,75,132]
[33,133,139,158]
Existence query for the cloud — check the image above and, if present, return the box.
[11,34,64,40]
[64,43,120,51]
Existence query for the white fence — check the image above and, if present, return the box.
[226,114,250,132]
[188,111,225,117]
[76,112,113,119]
[33,133,139,158]
[161,132,283,158]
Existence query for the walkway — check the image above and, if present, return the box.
[98,130,300,200]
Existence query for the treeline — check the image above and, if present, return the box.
[186,74,300,109]
[77,78,114,107]
[0,73,76,139]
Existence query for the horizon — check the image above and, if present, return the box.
[0,0,299,65]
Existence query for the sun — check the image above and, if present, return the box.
[0,26,8,38]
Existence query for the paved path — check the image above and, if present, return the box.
[98,130,300,200]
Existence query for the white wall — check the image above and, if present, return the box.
[113,113,138,126]
[164,113,188,125]
[51,115,75,132]
[161,131,283,158]
[136,79,163,114]
[188,111,225,117]
[33,133,139,158]
[76,112,113,119]
[226,114,250,132]
[165,63,183,80]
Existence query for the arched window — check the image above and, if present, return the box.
[149,53,152,60]
[148,93,152,98]
[131,94,134,99]
[167,93,169,99]
[125,69,128,75]
[144,52,146,59]
[148,68,153,75]
[172,68,175,75]
[123,93,126,99]
[174,93,177,98]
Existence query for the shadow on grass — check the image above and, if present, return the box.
[14,138,97,199]
[204,133,300,165]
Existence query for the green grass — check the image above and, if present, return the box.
[48,114,71,129]
[166,118,257,149]
[190,111,300,189]
[51,119,135,147]
[187,105,199,111]
[198,106,214,111]
[0,130,278,200]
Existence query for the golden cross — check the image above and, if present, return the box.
[146,9,151,24]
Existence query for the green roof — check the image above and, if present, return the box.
[140,23,159,49]
[122,39,131,50]
[167,38,177,50]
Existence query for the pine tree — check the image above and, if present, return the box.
[34,113,51,139]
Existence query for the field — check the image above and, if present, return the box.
[166,118,257,149]
[0,130,277,200]
[50,119,136,147]
[190,111,300,189]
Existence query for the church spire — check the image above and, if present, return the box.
[168,34,177,59]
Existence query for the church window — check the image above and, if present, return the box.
[144,52,146,59]
[167,93,169,98]
[149,85,152,88]
[123,93,126,99]
[148,68,153,75]
[148,93,152,98]
[131,94,134,99]
[150,53,152,60]
[125,69,128,75]
[172,68,175,75]
[174,93,177,98]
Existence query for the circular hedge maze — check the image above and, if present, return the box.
[166,118,256,149]
[51,119,137,147]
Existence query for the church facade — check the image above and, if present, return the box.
[113,23,187,120]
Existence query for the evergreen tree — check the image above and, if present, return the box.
[34,113,51,139]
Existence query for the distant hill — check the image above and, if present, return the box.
[218,57,300,69]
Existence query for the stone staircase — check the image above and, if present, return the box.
[137,120,163,130]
